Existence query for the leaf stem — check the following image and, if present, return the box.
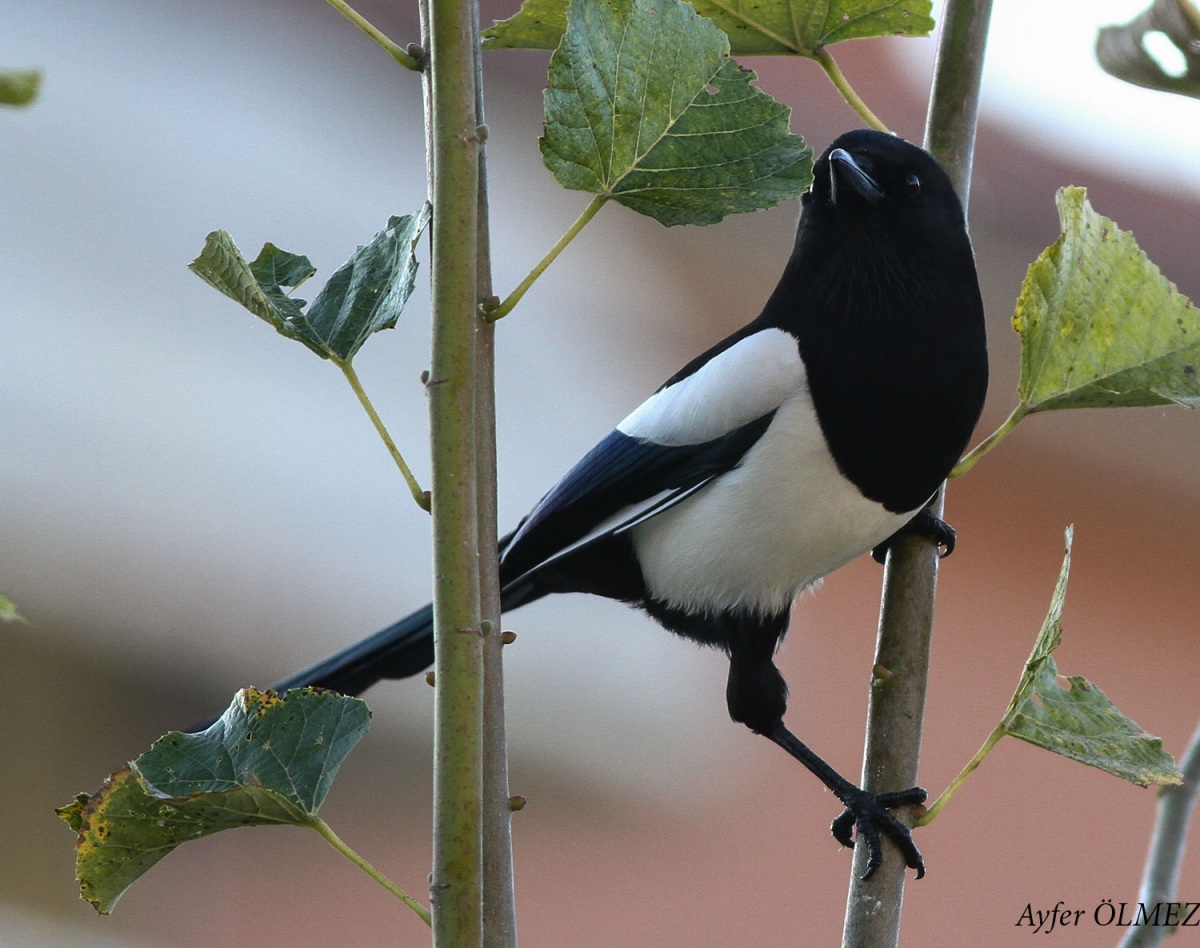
[811,47,889,132]
[325,0,422,71]
[489,195,608,320]
[309,817,432,925]
[949,403,1028,478]
[338,361,430,511]
[914,724,1006,825]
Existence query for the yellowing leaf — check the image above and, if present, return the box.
[1001,527,1182,788]
[485,0,934,55]
[1015,187,1200,413]
[57,688,370,914]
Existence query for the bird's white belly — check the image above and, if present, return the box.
[630,392,916,616]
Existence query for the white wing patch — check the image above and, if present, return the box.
[617,328,805,446]
[631,391,917,616]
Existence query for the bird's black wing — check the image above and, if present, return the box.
[498,415,775,581]
[500,326,809,582]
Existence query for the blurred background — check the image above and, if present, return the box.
[4,1,1199,945]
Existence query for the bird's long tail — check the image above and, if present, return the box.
[266,571,548,698]
[186,553,550,731]
[270,603,436,697]
[188,605,437,732]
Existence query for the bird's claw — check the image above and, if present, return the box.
[830,785,927,880]
[872,509,956,564]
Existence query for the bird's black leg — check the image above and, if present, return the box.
[764,721,927,880]
[872,507,956,564]
[723,617,926,880]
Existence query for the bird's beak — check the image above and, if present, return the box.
[828,148,884,205]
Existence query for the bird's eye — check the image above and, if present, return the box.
[904,173,922,195]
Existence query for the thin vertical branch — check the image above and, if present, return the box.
[922,1,994,199]
[1120,721,1200,948]
[469,3,519,942]
[425,0,485,941]
[478,293,518,948]
[841,3,993,946]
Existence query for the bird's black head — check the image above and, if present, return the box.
[765,128,989,515]
[778,129,979,324]
[801,129,966,246]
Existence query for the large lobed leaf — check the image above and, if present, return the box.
[1000,527,1182,788]
[485,0,934,55]
[540,0,813,226]
[1014,187,1200,413]
[57,688,371,914]
[189,205,430,364]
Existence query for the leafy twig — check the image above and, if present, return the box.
[310,818,431,925]
[915,725,1004,825]
[810,47,889,132]
[325,0,422,71]
[489,195,606,320]
[949,405,1026,478]
[339,362,430,510]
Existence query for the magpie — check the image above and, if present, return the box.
[266,129,988,878]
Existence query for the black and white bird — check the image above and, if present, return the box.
[267,129,988,878]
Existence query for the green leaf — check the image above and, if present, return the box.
[57,688,371,914]
[1014,187,1200,413]
[300,206,431,362]
[0,593,26,623]
[485,0,567,50]
[189,231,312,331]
[485,0,934,55]
[0,68,41,106]
[190,204,430,363]
[1000,527,1183,788]
[250,243,319,302]
[540,0,813,226]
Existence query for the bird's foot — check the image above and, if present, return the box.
[763,722,927,879]
[872,508,956,564]
[830,785,927,880]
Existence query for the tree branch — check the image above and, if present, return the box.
[841,2,994,945]
[468,4,519,941]
[1120,720,1200,948]
[424,0,485,940]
